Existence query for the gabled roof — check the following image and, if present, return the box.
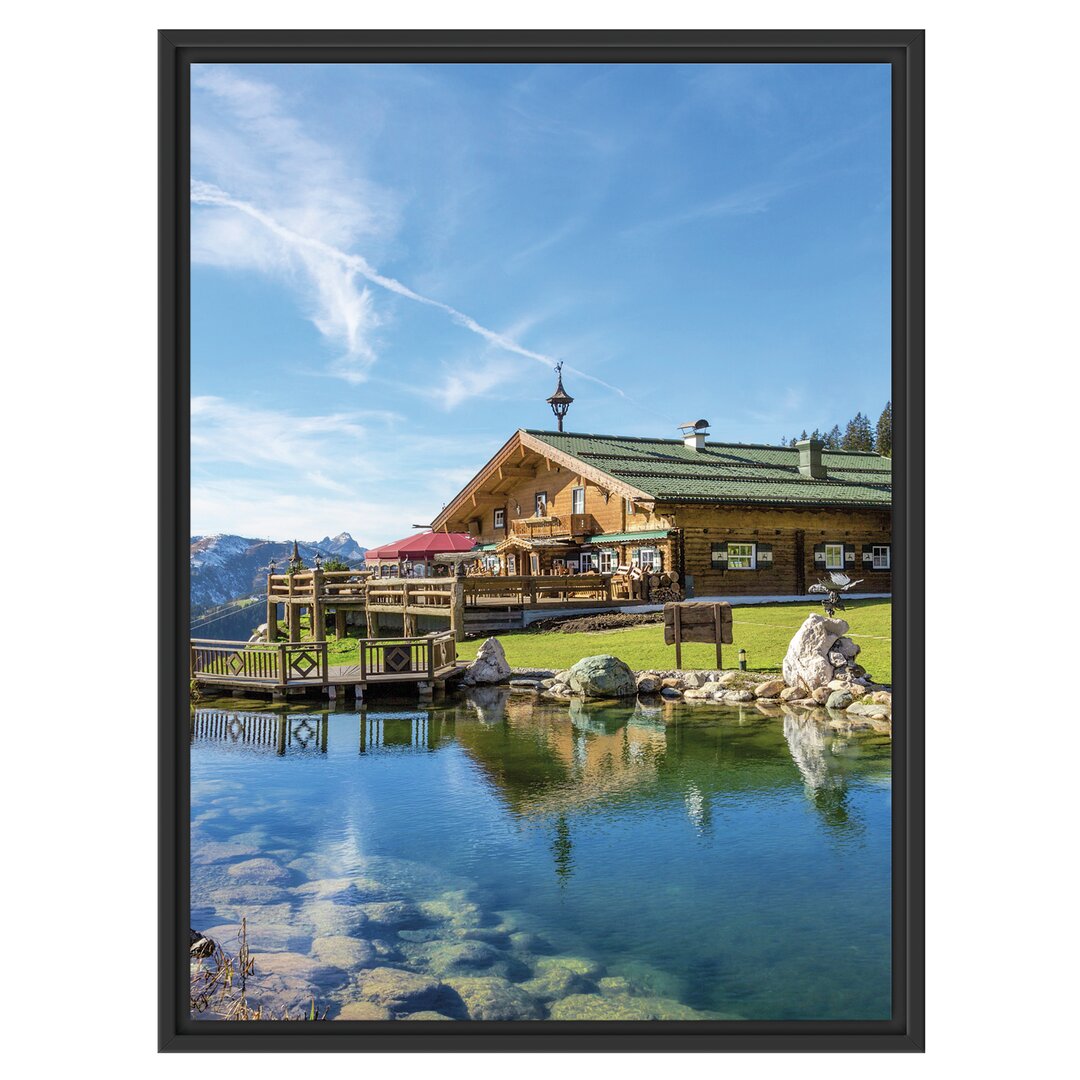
[430,428,890,529]
[523,430,891,508]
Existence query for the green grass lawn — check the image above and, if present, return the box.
[285,598,891,682]
[453,599,892,682]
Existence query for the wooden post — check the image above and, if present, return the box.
[312,568,325,641]
[266,596,278,641]
[277,643,287,687]
[335,608,346,639]
[528,575,538,604]
[673,604,682,670]
[451,581,465,643]
[714,605,723,671]
[289,603,300,643]
[320,641,329,686]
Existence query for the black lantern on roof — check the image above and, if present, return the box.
[546,362,574,432]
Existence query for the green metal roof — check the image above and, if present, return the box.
[475,542,498,551]
[525,430,891,508]
[585,529,670,544]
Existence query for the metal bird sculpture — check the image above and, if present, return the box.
[808,571,864,616]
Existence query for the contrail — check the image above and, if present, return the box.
[191,180,627,398]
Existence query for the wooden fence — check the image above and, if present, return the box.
[359,631,457,681]
[463,574,614,606]
[190,639,329,686]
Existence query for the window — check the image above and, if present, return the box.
[633,547,662,571]
[529,553,540,575]
[872,544,891,570]
[572,487,585,515]
[483,554,500,572]
[579,551,596,572]
[625,497,636,516]
[553,558,565,569]
[493,508,505,529]
[728,542,756,570]
[825,543,845,570]
[507,554,517,574]
[599,549,617,573]
[535,492,548,517]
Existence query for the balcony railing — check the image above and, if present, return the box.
[508,513,597,539]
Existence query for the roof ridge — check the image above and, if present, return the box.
[525,428,887,458]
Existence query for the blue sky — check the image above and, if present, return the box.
[191,62,890,547]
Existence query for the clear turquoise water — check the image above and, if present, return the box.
[190,690,892,1020]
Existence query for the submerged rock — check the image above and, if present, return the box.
[354,966,444,1011]
[310,935,379,970]
[567,655,637,699]
[547,992,716,1021]
[442,976,544,1020]
[225,858,293,886]
[416,939,503,976]
[826,689,855,710]
[335,1000,393,1020]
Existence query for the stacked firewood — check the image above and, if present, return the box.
[645,571,683,603]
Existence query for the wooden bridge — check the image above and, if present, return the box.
[190,631,460,701]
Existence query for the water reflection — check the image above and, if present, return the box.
[191,692,892,1020]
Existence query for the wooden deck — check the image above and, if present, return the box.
[190,632,462,700]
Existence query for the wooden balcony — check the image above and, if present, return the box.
[508,514,598,540]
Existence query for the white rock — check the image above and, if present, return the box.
[461,638,511,686]
[782,615,849,691]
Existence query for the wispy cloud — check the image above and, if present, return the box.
[191,180,626,398]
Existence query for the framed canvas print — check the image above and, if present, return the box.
[160,29,924,1052]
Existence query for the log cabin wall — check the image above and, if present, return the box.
[447,467,669,545]
[670,503,892,597]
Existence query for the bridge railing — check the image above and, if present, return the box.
[359,631,457,681]
[190,639,329,686]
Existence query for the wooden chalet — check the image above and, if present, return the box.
[430,421,892,599]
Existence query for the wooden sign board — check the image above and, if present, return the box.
[664,602,733,669]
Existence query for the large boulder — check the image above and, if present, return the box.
[782,615,849,691]
[461,638,511,686]
[566,655,636,698]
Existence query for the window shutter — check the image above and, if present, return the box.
[844,544,856,566]
[756,543,773,570]
[862,542,875,568]
[813,543,826,566]
[712,542,728,569]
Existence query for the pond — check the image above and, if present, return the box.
[190,690,892,1021]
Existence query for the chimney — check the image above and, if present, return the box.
[796,438,828,479]
[677,419,710,451]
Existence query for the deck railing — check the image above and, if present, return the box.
[359,631,457,681]
[463,574,613,605]
[508,514,597,539]
[190,639,329,686]
[267,568,370,602]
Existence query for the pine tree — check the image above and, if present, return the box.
[876,401,893,457]
[826,424,842,449]
[842,412,874,452]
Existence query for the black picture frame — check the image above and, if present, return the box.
[160,28,924,1053]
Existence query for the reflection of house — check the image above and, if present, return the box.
[431,422,892,597]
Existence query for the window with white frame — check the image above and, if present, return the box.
[599,549,617,573]
[872,544,891,570]
[825,543,845,570]
[728,542,756,570]
[535,492,548,517]
[483,554,500,571]
[571,487,585,515]
[633,547,662,571]
[529,553,540,575]
[579,551,596,572]
[493,508,505,529]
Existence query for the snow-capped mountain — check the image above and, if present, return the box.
[190,533,366,615]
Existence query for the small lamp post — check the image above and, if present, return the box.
[314,552,322,570]
[546,362,574,432]
[738,648,747,671]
